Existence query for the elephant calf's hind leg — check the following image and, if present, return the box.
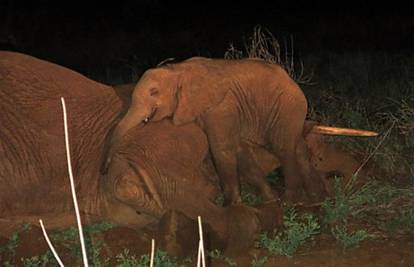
[295,138,326,202]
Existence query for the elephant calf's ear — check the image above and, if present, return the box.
[172,88,197,125]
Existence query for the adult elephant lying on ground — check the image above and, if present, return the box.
[0,52,281,254]
[104,57,370,204]
[0,51,142,235]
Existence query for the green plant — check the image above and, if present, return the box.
[241,184,263,206]
[384,208,414,233]
[257,209,320,256]
[207,249,237,266]
[19,251,58,267]
[250,255,268,267]
[215,193,225,207]
[89,246,109,267]
[50,222,113,264]
[331,226,370,249]
[215,185,264,207]
[0,232,19,258]
[0,224,32,260]
[322,176,353,225]
[322,176,412,228]
[116,249,187,267]
[322,175,405,224]
[265,170,282,187]
[116,249,140,267]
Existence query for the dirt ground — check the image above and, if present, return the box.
[1,224,413,267]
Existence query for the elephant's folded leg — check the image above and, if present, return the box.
[156,210,199,258]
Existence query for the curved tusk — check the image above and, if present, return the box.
[157,57,175,67]
[311,125,379,137]
[134,166,164,210]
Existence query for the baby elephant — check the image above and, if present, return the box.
[105,57,327,205]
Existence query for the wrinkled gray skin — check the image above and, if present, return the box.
[0,52,278,254]
[104,57,327,205]
[0,51,153,236]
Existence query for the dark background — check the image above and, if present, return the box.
[1,1,413,85]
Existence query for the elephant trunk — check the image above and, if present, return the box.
[102,109,148,174]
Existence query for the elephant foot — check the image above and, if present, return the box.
[304,177,327,204]
[283,189,309,205]
[259,186,280,203]
[224,204,260,255]
[255,199,283,232]
[223,192,242,206]
[156,210,199,259]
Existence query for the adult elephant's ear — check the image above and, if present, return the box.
[172,64,229,125]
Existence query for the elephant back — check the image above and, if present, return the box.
[0,51,120,136]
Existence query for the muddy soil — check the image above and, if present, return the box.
[1,225,413,267]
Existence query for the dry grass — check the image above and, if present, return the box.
[224,25,313,85]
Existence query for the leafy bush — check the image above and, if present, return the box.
[384,208,414,233]
[116,249,187,267]
[256,209,320,256]
[207,249,237,266]
[21,252,54,267]
[322,177,353,225]
[240,184,263,206]
[250,255,268,267]
[331,226,370,249]
[50,222,113,264]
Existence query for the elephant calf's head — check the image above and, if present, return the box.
[102,67,182,173]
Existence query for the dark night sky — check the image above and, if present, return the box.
[1,1,413,83]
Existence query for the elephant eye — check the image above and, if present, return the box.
[150,88,159,96]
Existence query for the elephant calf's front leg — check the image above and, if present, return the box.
[203,98,242,206]
[210,142,241,205]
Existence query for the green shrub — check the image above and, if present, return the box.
[250,255,268,267]
[241,184,263,206]
[384,208,414,233]
[207,249,237,266]
[50,222,113,264]
[256,209,320,256]
[331,226,370,249]
[116,249,187,267]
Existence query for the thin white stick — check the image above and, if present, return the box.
[197,216,206,267]
[61,97,89,267]
[39,219,64,267]
[150,238,155,267]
